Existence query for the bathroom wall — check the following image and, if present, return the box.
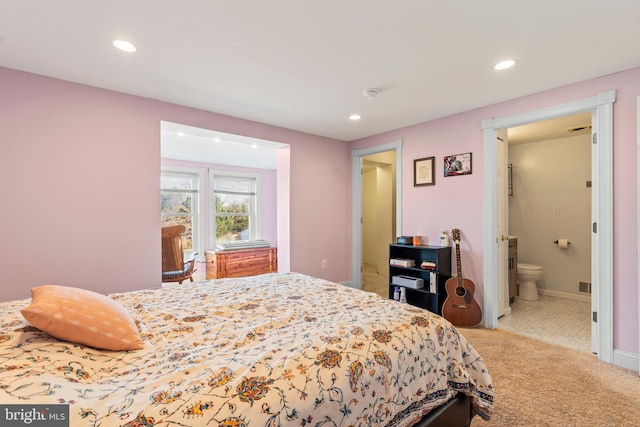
[508,133,591,297]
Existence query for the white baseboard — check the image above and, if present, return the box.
[613,349,639,372]
[340,281,358,289]
[538,288,591,303]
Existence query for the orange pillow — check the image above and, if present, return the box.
[21,285,143,351]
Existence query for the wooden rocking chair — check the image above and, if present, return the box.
[161,225,198,284]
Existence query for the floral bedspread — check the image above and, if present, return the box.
[0,272,493,426]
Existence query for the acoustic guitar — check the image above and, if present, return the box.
[442,229,483,327]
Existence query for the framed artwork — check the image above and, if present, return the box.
[414,156,435,186]
[444,152,472,176]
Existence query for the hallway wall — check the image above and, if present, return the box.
[362,151,396,277]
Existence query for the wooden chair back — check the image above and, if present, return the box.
[162,225,186,273]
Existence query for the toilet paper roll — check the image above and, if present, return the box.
[557,239,569,249]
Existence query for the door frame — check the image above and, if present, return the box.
[496,131,510,317]
[482,89,615,364]
[637,95,640,373]
[352,139,403,289]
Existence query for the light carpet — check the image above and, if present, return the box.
[462,328,640,427]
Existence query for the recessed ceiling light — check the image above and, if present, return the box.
[213,137,221,142]
[349,114,362,121]
[494,59,515,70]
[177,131,185,137]
[112,39,136,52]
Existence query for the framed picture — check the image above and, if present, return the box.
[414,156,435,186]
[444,152,472,176]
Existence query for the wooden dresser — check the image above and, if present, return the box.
[205,247,277,279]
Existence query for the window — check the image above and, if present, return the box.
[160,167,203,254]
[210,171,260,245]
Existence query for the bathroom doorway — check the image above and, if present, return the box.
[498,113,593,353]
[482,89,616,364]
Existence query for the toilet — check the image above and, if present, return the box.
[517,263,543,301]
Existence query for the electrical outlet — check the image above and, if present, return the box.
[321,259,328,269]
[552,207,560,215]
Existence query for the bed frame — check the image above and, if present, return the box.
[415,394,475,427]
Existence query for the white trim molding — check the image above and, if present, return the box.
[614,349,639,373]
[537,288,591,303]
[352,140,403,289]
[637,95,640,374]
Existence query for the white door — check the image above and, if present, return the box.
[497,130,510,317]
[591,110,599,355]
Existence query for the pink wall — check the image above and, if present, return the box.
[0,67,351,301]
[351,67,640,354]
[2,64,637,353]
[161,159,278,249]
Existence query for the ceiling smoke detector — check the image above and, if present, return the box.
[363,88,380,100]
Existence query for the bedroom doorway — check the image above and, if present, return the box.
[351,139,403,290]
[361,150,397,297]
[482,89,616,364]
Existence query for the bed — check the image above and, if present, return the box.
[0,272,493,426]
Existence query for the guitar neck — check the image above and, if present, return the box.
[455,241,463,283]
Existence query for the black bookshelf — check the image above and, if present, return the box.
[389,244,451,314]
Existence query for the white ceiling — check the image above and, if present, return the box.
[1,1,639,142]
[161,121,285,169]
[508,111,593,145]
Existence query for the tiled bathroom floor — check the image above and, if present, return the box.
[498,294,592,353]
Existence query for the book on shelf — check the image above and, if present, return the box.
[429,272,437,292]
[420,260,436,270]
[389,258,415,268]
